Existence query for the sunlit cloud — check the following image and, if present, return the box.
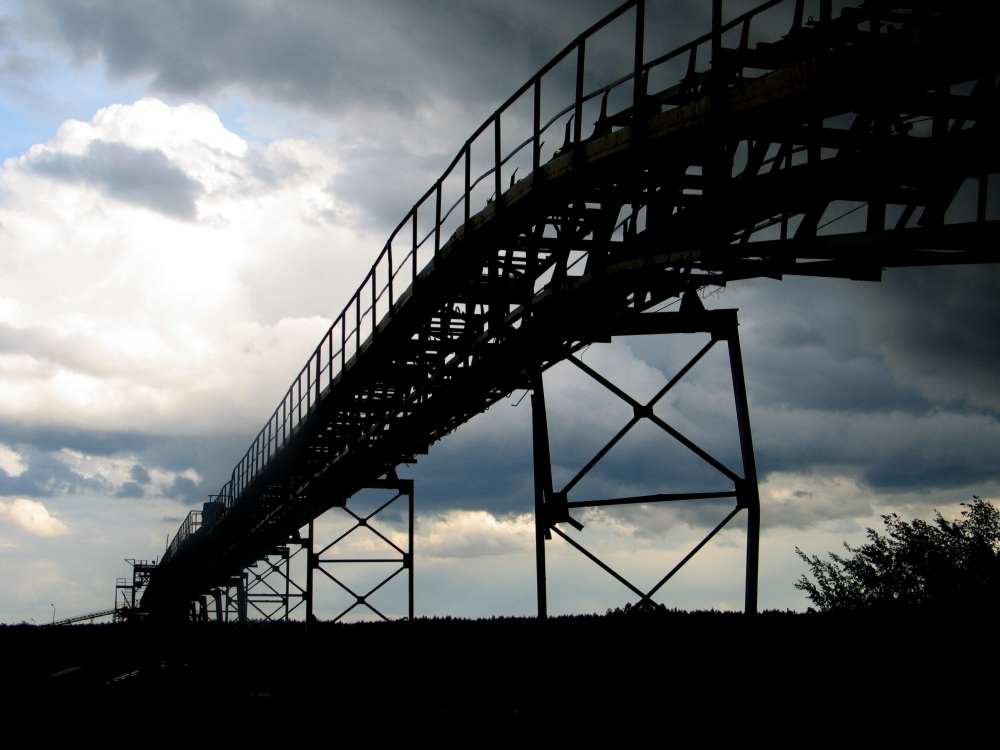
[0,497,70,537]
[0,443,26,477]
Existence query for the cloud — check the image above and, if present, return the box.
[419,510,534,559]
[25,139,203,219]
[860,266,1000,412]
[129,464,150,484]
[0,443,25,477]
[21,0,626,115]
[114,481,144,498]
[0,98,381,442]
[0,497,69,537]
[165,475,201,504]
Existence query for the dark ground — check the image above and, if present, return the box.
[4,610,995,726]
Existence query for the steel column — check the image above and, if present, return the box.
[306,520,315,625]
[530,368,552,620]
[728,329,760,615]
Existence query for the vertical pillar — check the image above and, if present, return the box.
[408,485,415,621]
[237,572,248,624]
[306,520,315,626]
[283,549,291,621]
[530,367,552,620]
[727,327,760,615]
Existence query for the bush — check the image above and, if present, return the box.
[795,496,1000,612]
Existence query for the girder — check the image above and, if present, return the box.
[143,0,1000,617]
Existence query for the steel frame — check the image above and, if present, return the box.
[243,538,309,622]
[532,304,760,616]
[140,1,1000,617]
[113,559,156,623]
[305,477,415,623]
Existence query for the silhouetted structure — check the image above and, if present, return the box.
[114,559,156,623]
[134,0,1000,621]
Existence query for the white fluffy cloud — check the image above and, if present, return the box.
[0,497,69,537]
[418,510,535,559]
[0,443,26,477]
[0,98,386,437]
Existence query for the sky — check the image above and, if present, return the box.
[0,0,997,624]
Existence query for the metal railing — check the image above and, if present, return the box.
[163,0,824,563]
[163,509,202,562]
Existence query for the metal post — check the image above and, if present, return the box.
[408,485,415,621]
[237,572,248,624]
[464,143,471,224]
[530,367,552,620]
[633,0,645,117]
[712,0,722,70]
[533,78,542,173]
[494,114,502,205]
[306,520,314,626]
[284,549,291,620]
[574,42,585,145]
[727,326,760,615]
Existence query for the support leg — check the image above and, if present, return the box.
[237,572,248,624]
[530,367,552,620]
[306,520,315,627]
[728,329,760,616]
[408,485,415,621]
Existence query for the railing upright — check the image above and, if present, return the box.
[574,41,585,144]
[494,114,502,204]
[464,143,471,224]
[434,184,441,255]
[533,78,541,173]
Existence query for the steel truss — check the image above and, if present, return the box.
[204,575,247,623]
[197,547,307,624]
[531,304,760,616]
[114,559,156,622]
[239,538,309,622]
[305,477,414,623]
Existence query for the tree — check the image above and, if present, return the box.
[795,497,1000,612]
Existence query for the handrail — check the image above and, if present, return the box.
[162,0,801,563]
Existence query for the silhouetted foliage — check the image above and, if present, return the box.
[795,497,1000,612]
[605,600,669,617]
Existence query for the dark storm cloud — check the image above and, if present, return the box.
[25,139,202,220]
[0,423,150,458]
[860,265,1000,412]
[0,444,104,498]
[166,476,200,504]
[24,0,632,115]
[114,481,144,498]
[0,423,248,506]
[326,144,453,232]
[17,0,812,125]
[129,464,151,485]
[0,16,41,80]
